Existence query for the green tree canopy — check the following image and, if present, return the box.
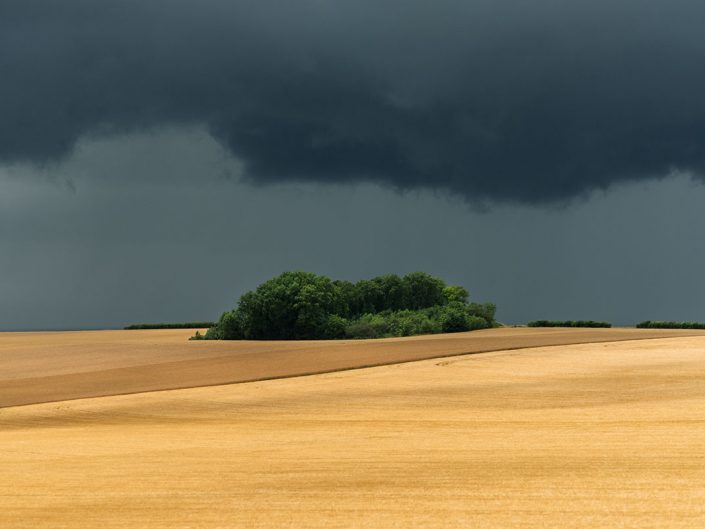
[204,271,495,340]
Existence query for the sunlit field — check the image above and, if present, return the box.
[2,328,704,528]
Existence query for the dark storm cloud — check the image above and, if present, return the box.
[3,0,705,202]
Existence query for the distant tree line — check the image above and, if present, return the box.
[126,322,215,330]
[527,320,611,328]
[636,321,705,330]
[196,271,497,340]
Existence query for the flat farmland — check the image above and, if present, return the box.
[1,328,705,527]
[0,326,701,408]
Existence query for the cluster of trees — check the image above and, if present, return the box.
[126,322,215,330]
[636,321,705,329]
[527,320,611,328]
[197,271,496,340]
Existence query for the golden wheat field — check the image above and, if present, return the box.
[2,328,705,528]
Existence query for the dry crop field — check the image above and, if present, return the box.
[1,328,705,528]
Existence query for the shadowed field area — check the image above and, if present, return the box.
[1,327,703,408]
[1,331,705,527]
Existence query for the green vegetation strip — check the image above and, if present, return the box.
[126,322,215,330]
[195,271,497,341]
[527,320,612,328]
[636,321,705,329]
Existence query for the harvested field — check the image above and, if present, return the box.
[1,326,703,408]
[1,331,705,527]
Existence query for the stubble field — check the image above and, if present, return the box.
[1,328,704,528]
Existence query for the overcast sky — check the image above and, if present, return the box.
[2,0,705,330]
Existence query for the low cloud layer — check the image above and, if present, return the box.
[3,130,705,330]
[3,0,705,202]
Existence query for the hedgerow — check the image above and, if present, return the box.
[126,322,214,330]
[636,321,705,329]
[527,320,611,328]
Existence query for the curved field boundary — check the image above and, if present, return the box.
[1,327,702,408]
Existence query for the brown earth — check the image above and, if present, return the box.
[1,333,705,528]
[1,326,703,408]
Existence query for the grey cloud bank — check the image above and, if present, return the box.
[2,130,705,330]
[3,0,705,203]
